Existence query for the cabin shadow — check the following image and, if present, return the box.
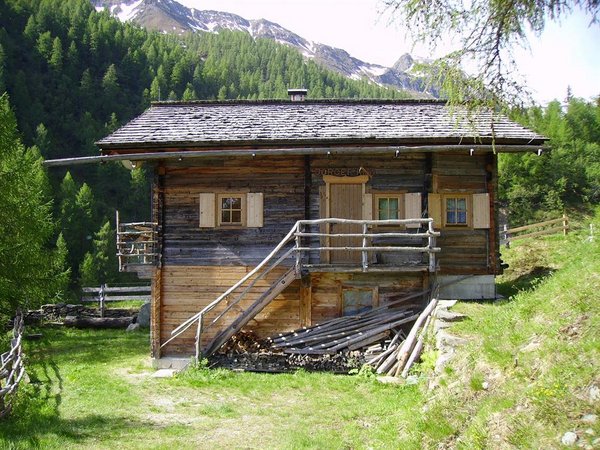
[496,266,555,299]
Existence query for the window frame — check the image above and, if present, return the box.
[442,194,471,228]
[372,192,405,225]
[217,193,246,227]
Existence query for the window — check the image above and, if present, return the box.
[342,287,377,316]
[445,196,468,226]
[218,194,244,226]
[377,196,399,220]
[373,194,404,221]
[200,193,263,228]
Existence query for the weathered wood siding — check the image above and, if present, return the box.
[152,151,498,355]
[309,272,426,324]
[160,265,301,355]
[162,156,305,266]
[431,153,497,275]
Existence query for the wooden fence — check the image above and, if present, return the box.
[0,311,25,419]
[81,284,151,316]
[501,214,569,246]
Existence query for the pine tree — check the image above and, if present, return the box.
[0,94,61,317]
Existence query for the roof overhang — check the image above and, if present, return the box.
[44,143,548,167]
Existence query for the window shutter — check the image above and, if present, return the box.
[404,193,422,228]
[199,193,216,228]
[472,193,490,229]
[362,193,373,220]
[428,193,442,229]
[246,193,264,227]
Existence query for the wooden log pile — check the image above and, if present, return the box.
[1,312,25,419]
[269,293,424,355]
[367,298,438,377]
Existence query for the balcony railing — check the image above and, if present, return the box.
[115,211,158,272]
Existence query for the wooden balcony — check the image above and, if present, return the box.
[116,211,158,277]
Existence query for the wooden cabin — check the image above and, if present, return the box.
[93,99,546,362]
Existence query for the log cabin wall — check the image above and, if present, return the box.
[430,152,497,275]
[157,156,305,355]
[153,151,496,355]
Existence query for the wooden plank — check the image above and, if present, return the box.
[506,217,565,234]
[404,193,422,228]
[509,225,567,241]
[199,193,216,228]
[472,193,490,229]
[428,193,442,229]
[246,193,264,227]
[362,193,373,221]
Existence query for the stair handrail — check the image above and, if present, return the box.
[162,222,300,350]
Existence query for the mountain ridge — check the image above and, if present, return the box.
[92,0,434,97]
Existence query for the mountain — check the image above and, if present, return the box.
[92,0,434,96]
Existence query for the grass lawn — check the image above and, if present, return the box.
[1,210,598,449]
[0,328,425,449]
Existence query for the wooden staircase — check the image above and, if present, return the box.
[163,217,440,360]
[204,267,296,356]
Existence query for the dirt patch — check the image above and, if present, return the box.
[559,314,589,340]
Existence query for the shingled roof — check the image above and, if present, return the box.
[96,99,546,152]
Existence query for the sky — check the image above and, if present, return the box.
[179,0,600,104]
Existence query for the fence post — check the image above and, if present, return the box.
[503,224,510,248]
[428,220,436,273]
[563,213,568,236]
[99,283,106,318]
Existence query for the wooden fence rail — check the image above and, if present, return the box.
[0,311,25,419]
[501,214,569,246]
[81,284,151,317]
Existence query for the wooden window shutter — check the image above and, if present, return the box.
[472,193,490,229]
[404,193,422,228]
[362,193,373,220]
[428,193,442,229]
[246,193,264,227]
[199,193,216,228]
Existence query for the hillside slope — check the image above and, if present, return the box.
[415,211,600,448]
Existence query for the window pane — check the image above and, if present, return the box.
[379,198,388,210]
[343,289,373,316]
[221,211,231,223]
[231,211,241,223]
[457,198,466,210]
[221,198,230,209]
[389,198,398,210]
[447,211,456,223]
[379,209,389,220]
[231,197,242,209]
[458,211,467,223]
[389,209,399,219]
[447,198,456,210]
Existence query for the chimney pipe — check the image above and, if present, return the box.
[287,88,308,102]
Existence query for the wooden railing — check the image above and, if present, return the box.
[501,214,569,246]
[0,311,25,419]
[116,211,158,272]
[163,218,440,359]
[294,218,440,273]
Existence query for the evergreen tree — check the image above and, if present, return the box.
[0,94,62,318]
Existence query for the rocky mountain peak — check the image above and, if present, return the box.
[92,0,433,97]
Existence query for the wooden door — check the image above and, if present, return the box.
[329,183,363,263]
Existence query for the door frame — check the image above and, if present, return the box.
[322,175,370,263]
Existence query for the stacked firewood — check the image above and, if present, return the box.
[367,298,438,377]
